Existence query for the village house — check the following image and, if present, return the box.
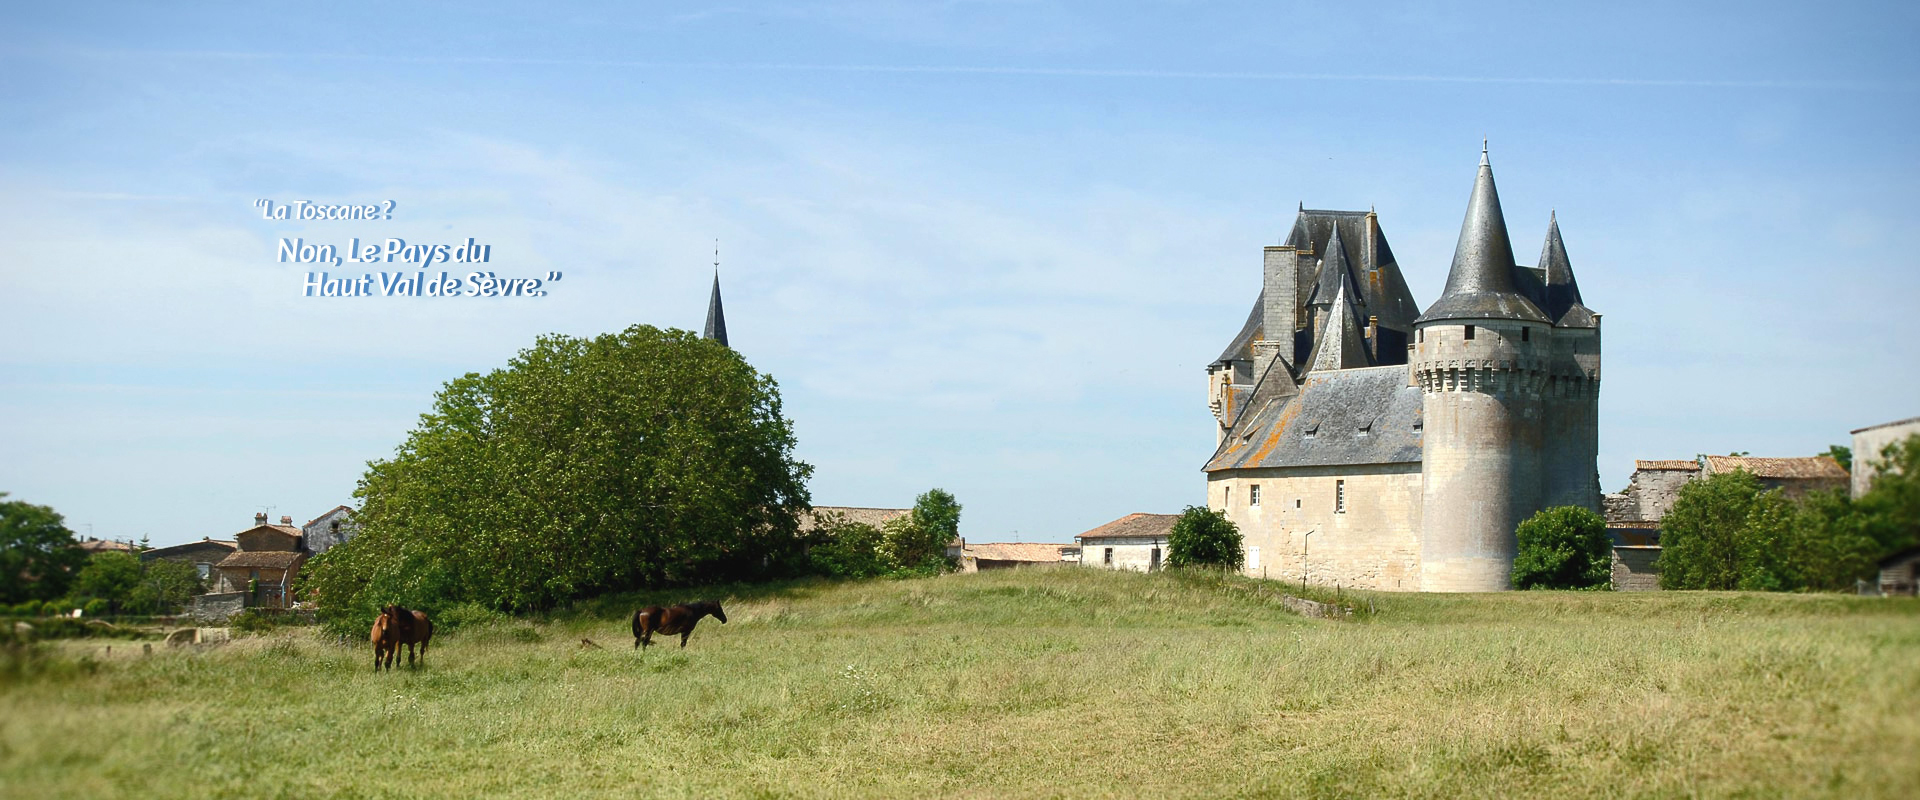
[1074,513,1180,573]
[1878,546,1920,596]
[300,505,358,556]
[192,513,311,620]
[1851,416,1920,498]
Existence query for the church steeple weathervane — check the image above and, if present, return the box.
[703,239,729,347]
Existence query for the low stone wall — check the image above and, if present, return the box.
[1612,546,1661,592]
[191,592,247,623]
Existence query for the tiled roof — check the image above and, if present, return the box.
[76,539,134,553]
[1635,459,1700,471]
[215,551,306,569]
[965,542,1071,562]
[802,507,910,532]
[141,540,238,560]
[1076,513,1180,541]
[1702,456,1849,480]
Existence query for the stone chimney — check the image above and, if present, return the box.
[280,515,293,526]
[254,512,268,526]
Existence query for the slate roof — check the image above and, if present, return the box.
[1635,459,1701,471]
[215,551,307,570]
[1416,150,1551,325]
[1701,456,1849,480]
[1212,292,1264,367]
[1283,210,1422,334]
[1205,365,1423,472]
[703,271,728,347]
[1075,513,1180,541]
[1538,213,1597,328]
[1304,270,1373,373]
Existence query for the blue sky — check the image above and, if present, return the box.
[2,2,1916,546]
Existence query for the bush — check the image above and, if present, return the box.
[1511,506,1612,590]
[81,598,108,617]
[807,514,891,580]
[1167,506,1244,570]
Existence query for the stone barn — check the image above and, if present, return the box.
[1879,546,1920,596]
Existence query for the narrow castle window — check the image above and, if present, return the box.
[1295,498,1302,509]
[1225,486,1232,507]
[1336,480,1347,513]
[1464,325,1476,340]
[1521,326,1530,342]
[1250,485,1261,506]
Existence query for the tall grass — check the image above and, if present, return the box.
[2,567,1915,799]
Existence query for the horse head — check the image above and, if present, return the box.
[703,600,727,624]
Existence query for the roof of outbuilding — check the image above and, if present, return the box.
[965,542,1072,562]
[1851,416,1920,435]
[802,507,911,532]
[1075,513,1180,541]
[1635,459,1701,471]
[216,551,307,569]
[140,540,238,560]
[1701,456,1849,480]
[1205,365,1423,472]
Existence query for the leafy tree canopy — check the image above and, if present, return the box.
[1167,506,1244,570]
[128,559,206,615]
[0,495,86,604]
[70,551,143,611]
[889,488,961,573]
[1855,434,1920,557]
[1821,444,1852,473]
[310,325,812,618]
[1511,506,1612,590]
[1659,470,1796,590]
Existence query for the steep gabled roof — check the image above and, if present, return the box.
[1211,292,1264,368]
[1285,209,1421,333]
[1416,148,1551,324]
[1304,271,1373,373]
[302,505,353,529]
[1539,212,1597,328]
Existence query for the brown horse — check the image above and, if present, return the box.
[632,600,726,649]
[372,605,433,671]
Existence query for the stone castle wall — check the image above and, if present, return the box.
[1210,464,1422,591]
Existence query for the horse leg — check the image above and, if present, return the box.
[407,641,417,668]
[680,631,690,648]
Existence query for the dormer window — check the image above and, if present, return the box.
[1304,423,1319,440]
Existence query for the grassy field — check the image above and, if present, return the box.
[3,567,1918,799]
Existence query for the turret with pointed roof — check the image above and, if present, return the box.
[1538,212,1597,328]
[1416,147,1550,325]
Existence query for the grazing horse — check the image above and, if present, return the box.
[373,605,433,671]
[632,600,726,649]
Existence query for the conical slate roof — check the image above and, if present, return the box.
[1538,212,1597,328]
[1304,271,1373,373]
[1416,149,1550,325]
[703,271,729,347]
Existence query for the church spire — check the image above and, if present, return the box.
[1416,145,1549,324]
[1539,212,1597,328]
[703,241,729,347]
[1304,270,1373,373]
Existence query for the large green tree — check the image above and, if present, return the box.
[1167,506,1244,570]
[1855,434,1920,558]
[127,559,206,615]
[1659,471,1796,590]
[888,488,962,573]
[0,494,86,604]
[1511,506,1612,590]
[69,551,143,613]
[311,325,811,616]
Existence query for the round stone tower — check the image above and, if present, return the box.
[1411,148,1553,592]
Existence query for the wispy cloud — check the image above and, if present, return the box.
[16,47,1907,92]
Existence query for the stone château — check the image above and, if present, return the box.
[1204,148,1601,592]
